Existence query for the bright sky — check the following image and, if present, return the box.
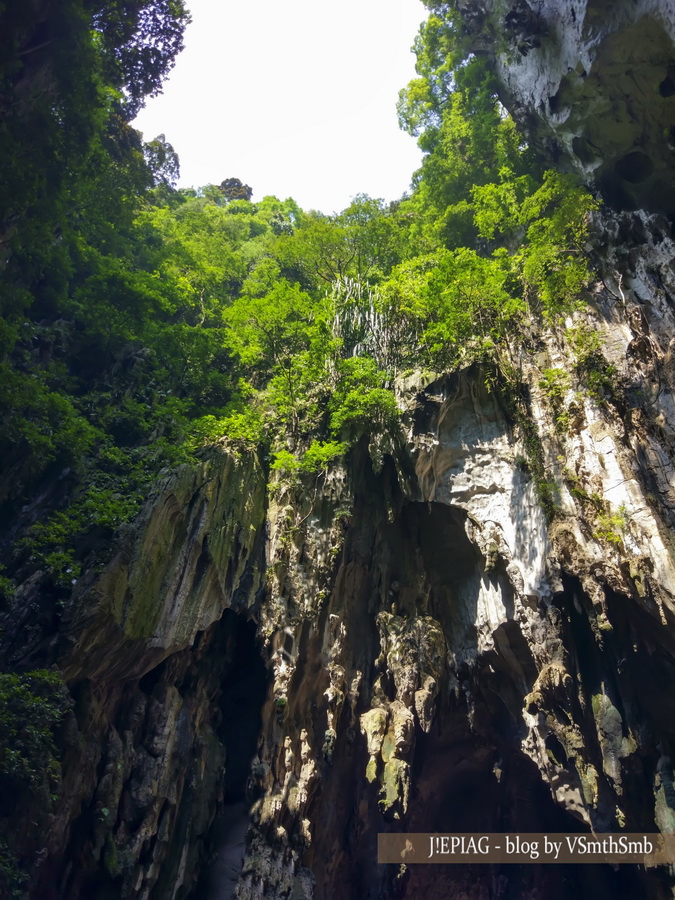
[132,0,427,214]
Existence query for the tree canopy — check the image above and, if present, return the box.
[0,0,598,643]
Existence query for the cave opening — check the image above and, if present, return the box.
[216,613,268,803]
[614,150,654,184]
[191,611,269,900]
[395,688,646,900]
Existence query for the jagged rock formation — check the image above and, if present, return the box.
[236,242,675,898]
[3,452,269,899]
[220,6,675,894]
[7,4,675,900]
[16,243,675,895]
[459,0,675,215]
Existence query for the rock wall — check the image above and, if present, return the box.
[1,449,269,900]
[226,27,675,886]
[460,0,675,215]
[237,270,675,898]
[10,224,675,900]
[8,229,675,899]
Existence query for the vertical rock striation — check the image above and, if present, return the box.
[238,327,675,898]
[2,448,269,900]
[228,4,675,897]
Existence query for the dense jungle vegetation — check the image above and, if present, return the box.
[0,1,597,588]
[0,2,600,889]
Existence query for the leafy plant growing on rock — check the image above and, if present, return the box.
[538,367,572,434]
[0,670,69,796]
[567,324,619,402]
[593,505,628,546]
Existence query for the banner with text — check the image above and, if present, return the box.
[378,833,675,865]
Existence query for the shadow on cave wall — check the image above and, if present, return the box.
[389,568,675,900]
[34,608,269,900]
[307,453,672,899]
[190,613,268,900]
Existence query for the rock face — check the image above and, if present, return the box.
[3,449,269,900]
[17,267,675,896]
[462,0,675,214]
[236,303,675,899]
[225,6,675,894]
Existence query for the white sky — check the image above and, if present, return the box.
[132,0,427,214]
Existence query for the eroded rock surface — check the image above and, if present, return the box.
[463,0,675,214]
[15,234,675,897]
[5,447,269,900]
[235,213,675,899]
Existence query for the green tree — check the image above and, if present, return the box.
[93,0,191,118]
[220,177,254,202]
[144,133,181,186]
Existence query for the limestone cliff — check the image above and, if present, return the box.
[226,5,675,896]
[235,257,675,898]
[456,0,675,215]
[1,451,269,899]
[6,3,675,900]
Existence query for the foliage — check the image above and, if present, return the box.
[0,23,623,885]
[328,358,399,437]
[270,449,301,477]
[0,670,69,797]
[18,485,143,586]
[144,133,181,186]
[92,0,191,118]
[0,0,604,600]
[300,440,347,473]
[593,506,628,546]
[186,401,265,453]
[397,7,473,139]
[515,172,598,314]
[0,841,26,900]
[538,368,572,434]
[0,0,189,286]
[0,671,70,898]
[220,178,253,202]
[567,324,619,401]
